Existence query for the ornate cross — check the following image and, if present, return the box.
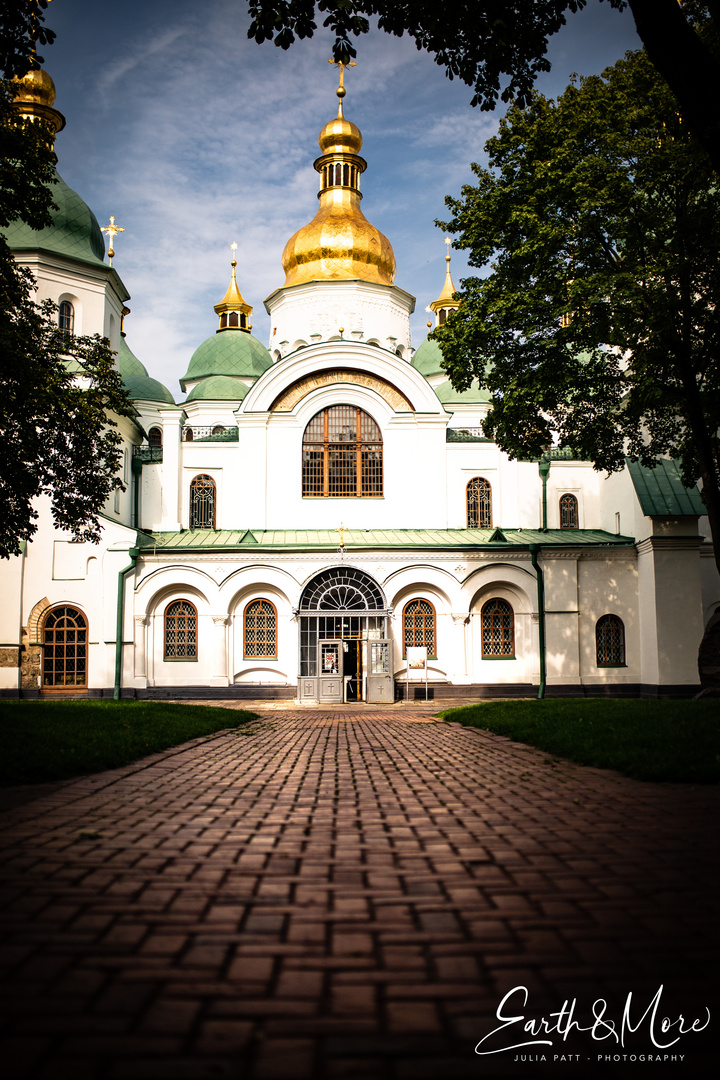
[328,57,356,110]
[337,521,347,550]
[101,215,124,266]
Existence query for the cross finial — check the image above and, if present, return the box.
[328,57,356,115]
[230,241,238,266]
[444,235,452,262]
[337,521,347,549]
[101,215,125,266]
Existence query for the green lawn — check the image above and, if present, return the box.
[439,698,720,783]
[0,700,258,786]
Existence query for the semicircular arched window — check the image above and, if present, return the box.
[560,493,579,529]
[244,599,277,658]
[148,426,162,447]
[467,477,492,528]
[481,598,515,658]
[42,605,87,687]
[164,600,198,660]
[189,474,216,529]
[403,598,437,658]
[596,614,625,667]
[302,405,383,497]
[58,300,74,334]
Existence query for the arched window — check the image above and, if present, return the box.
[148,426,162,447]
[481,598,515,658]
[58,300,74,334]
[302,405,383,497]
[403,598,436,658]
[560,493,579,529]
[211,425,225,436]
[42,606,87,687]
[229,312,239,327]
[244,599,277,658]
[185,428,194,442]
[189,474,215,529]
[164,600,198,659]
[596,614,625,666]
[467,477,492,528]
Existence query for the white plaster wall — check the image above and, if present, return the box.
[577,555,639,684]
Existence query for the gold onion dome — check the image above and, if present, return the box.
[281,68,395,288]
[12,66,65,141]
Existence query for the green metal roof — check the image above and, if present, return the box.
[435,379,491,404]
[118,336,176,404]
[136,527,634,553]
[185,375,249,402]
[2,170,106,267]
[627,459,705,516]
[411,337,445,377]
[181,330,272,389]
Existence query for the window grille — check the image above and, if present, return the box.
[403,598,436,657]
[58,300,74,334]
[189,474,215,529]
[596,614,625,666]
[299,566,386,612]
[560,493,579,529]
[164,600,197,659]
[42,606,87,686]
[244,599,277,658]
[302,405,383,497]
[148,427,162,447]
[481,598,514,658]
[467,477,492,528]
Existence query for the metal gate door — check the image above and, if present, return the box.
[366,639,394,703]
[318,640,344,703]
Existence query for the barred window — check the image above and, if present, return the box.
[189,474,215,529]
[244,599,277,658]
[560,493,579,529]
[164,600,197,659]
[596,614,625,666]
[148,426,162,447]
[403,598,436,658]
[481,598,514,658]
[467,477,492,528]
[58,300,74,333]
[302,405,383,497]
[42,606,87,687]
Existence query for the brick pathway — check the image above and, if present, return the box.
[0,706,717,1079]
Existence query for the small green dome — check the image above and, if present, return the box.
[181,330,272,389]
[118,337,176,404]
[435,379,490,404]
[2,170,106,266]
[411,336,445,377]
[185,375,249,402]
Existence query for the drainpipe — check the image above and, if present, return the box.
[538,454,550,531]
[530,544,546,700]
[114,547,139,700]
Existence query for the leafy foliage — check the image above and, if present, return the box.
[435,49,720,569]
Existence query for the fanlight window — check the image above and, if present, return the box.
[596,614,625,666]
[189,474,216,529]
[302,405,383,497]
[467,477,492,528]
[58,300,74,334]
[403,598,436,658]
[244,599,277,658]
[560,493,579,529]
[481,598,515,658]
[300,567,386,612]
[164,600,197,659]
[42,606,87,687]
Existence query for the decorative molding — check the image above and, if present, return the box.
[270,368,413,412]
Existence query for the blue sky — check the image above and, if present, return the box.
[43,0,641,396]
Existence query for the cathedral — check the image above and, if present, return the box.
[2,65,718,703]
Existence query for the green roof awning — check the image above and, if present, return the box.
[627,459,705,517]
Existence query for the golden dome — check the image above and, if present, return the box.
[12,66,65,141]
[280,70,396,288]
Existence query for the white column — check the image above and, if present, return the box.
[133,615,148,681]
[450,613,470,683]
[211,615,230,685]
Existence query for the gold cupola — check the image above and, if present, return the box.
[281,64,396,287]
[12,66,65,148]
[214,244,253,332]
[428,237,461,326]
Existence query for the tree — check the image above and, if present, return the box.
[245,1,720,175]
[0,0,135,559]
[432,48,720,575]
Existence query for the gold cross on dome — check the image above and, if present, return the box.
[337,522,347,549]
[444,235,452,259]
[328,57,356,107]
[101,215,125,266]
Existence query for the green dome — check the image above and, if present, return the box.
[2,170,106,266]
[181,330,272,389]
[118,336,176,404]
[411,336,445,377]
[435,379,490,404]
[185,375,249,402]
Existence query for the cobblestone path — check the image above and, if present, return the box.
[0,707,717,1079]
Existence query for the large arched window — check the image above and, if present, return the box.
[481,598,515,658]
[302,405,383,497]
[148,427,162,447]
[467,477,492,528]
[244,599,277,658]
[560,493,579,529]
[42,606,87,687]
[164,600,198,660]
[596,614,625,666]
[403,598,436,658]
[58,300,74,334]
[189,474,216,529]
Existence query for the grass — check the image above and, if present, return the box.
[439,698,720,783]
[0,700,258,786]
